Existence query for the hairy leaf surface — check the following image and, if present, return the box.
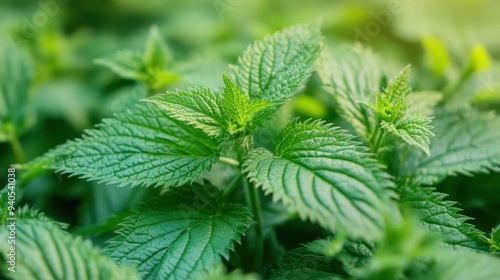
[382,116,434,156]
[244,119,395,239]
[50,104,219,187]
[144,87,226,138]
[384,65,411,108]
[398,110,500,184]
[0,219,138,280]
[222,75,273,135]
[105,185,252,280]
[230,23,322,102]
[399,184,487,251]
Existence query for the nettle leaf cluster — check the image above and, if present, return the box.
[2,23,500,280]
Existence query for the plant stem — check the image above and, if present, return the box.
[442,67,473,102]
[244,176,264,268]
[372,128,386,155]
[9,133,25,163]
[370,125,380,147]
[240,134,263,269]
[222,173,243,199]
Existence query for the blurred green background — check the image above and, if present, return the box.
[1,0,499,239]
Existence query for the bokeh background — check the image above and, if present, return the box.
[1,0,499,244]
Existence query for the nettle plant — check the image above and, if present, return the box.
[2,23,500,280]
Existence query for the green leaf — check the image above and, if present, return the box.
[48,103,219,187]
[398,110,500,185]
[144,26,170,71]
[146,75,274,139]
[95,51,144,80]
[422,36,450,77]
[486,226,500,253]
[95,27,178,90]
[104,185,252,280]
[398,183,488,251]
[354,212,440,280]
[0,39,33,134]
[270,246,345,280]
[0,219,138,280]
[429,249,500,280]
[381,116,434,156]
[244,119,395,239]
[144,87,226,138]
[0,203,61,228]
[305,236,374,271]
[230,23,322,102]
[146,70,179,90]
[173,55,229,91]
[318,45,383,142]
[406,91,442,116]
[371,66,411,124]
[384,65,411,106]
[271,237,373,280]
[468,44,491,73]
[222,74,273,136]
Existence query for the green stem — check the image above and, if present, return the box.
[240,134,263,269]
[9,133,25,163]
[372,128,386,155]
[442,67,473,102]
[244,176,263,268]
[222,173,243,199]
[370,125,380,147]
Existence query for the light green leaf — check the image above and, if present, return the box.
[382,116,434,156]
[95,51,144,80]
[141,26,179,89]
[398,183,488,251]
[318,45,383,142]
[0,39,33,134]
[230,23,322,102]
[468,44,491,73]
[422,36,450,77]
[371,66,411,124]
[222,74,272,136]
[0,219,138,280]
[48,103,219,187]
[146,70,179,90]
[384,65,411,106]
[244,119,395,239]
[144,26,170,71]
[398,110,500,185]
[144,87,226,138]
[487,226,500,253]
[105,185,252,280]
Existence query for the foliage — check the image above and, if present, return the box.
[1,12,500,280]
